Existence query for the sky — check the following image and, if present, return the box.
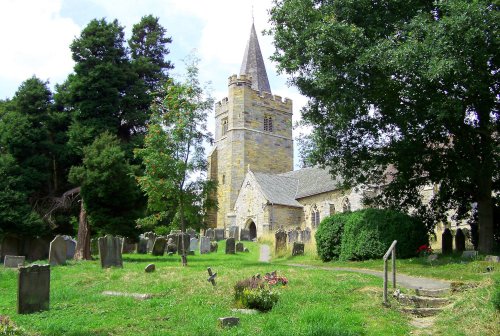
[0,0,308,167]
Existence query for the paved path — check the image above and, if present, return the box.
[259,244,271,263]
[285,263,450,290]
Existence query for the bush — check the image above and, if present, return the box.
[315,213,349,261]
[339,209,428,261]
[492,276,500,311]
[234,274,283,311]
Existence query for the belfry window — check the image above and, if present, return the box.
[222,117,228,136]
[264,115,273,132]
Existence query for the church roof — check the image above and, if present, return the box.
[251,167,342,207]
[240,23,272,93]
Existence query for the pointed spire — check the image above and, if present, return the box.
[240,23,272,94]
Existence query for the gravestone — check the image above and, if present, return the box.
[1,235,20,261]
[170,230,182,235]
[275,230,287,253]
[98,235,123,268]
[240,229,250,241]
[455,229,466,253]
[206,228,215,241]
[287,230,298,244]
[22,237,50,261]
[166,234,178,251]
[200,236,211,254]
[121,238,136,254]
[144,232,156,253]
[187,229,196,238]
[441,229,453,254]
[225,238,236,254]
[17,264,50,314]
[302,228,312,243]
[214,228,225,241]
[145,264,155,273]
[207,267,217,286]
[210,241,218,253]
[49,235,67,266]
[229,226,240,241]
[485,255,500,263]
[177,233,190,255]
[292,242,305,256]
[236,242,244,252]
[64,236,76,259]
[218,317,239,328]
[137,238,148,254]
[189,238,199,252]
[462,250,478,259]
[4,255,25,268]
[166,238,177,254]
[152,237,166,256]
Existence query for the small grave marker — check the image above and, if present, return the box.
[4,255,25,268]
[207,267,217,286]
[218,316,239,328]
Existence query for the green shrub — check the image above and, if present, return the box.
[234,276,280,311]
[339,209,428,261]
[492,276,500,311]
[315,213,349,261]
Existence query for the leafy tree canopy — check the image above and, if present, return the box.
[268,0,499,252]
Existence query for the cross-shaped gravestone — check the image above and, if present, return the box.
[207,267,217,287]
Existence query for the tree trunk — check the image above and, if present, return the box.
[74,200,91,260]
[179,199,188,266]
[477,179,494,254]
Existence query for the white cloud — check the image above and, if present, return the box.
[0,0,80,95]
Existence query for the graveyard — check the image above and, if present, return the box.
[0,233,499,336]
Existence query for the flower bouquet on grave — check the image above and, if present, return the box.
[416,244,433,257]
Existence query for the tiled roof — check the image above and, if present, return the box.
[240,23,272,93]
[252,167,342,207]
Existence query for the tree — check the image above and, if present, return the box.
[135,58,216,266]
[69,132,144,239]
[268,0,499,253]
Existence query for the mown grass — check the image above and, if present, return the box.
[1,241,411,336]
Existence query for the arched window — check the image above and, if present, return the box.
[342,198,351,212]
[329,203,336,216]
[222,117,228,136]
[311,205,320,229]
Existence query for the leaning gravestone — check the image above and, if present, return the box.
[189,238,199,252]
[236,242,244,252]
[18,264,50,314]
[214,228,225,241]
[275,230,287,253]
[292,242,305,256]
[200,236,211,254]
[240,229,250,241]
[442,229,453,254]
[152,237,167,256]
[137,238,148,254]
[455,229,466,253]
[98,235,123,268]
[177,233,190,255]
[64,236,76,259]
[225,238,236,254]
[49,235,67,266]
[4,255,25,268]
[206,228,215,241]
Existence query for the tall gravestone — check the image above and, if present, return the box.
[292,242,305,256]
[214,228,225,241]
[18,264,50,314]
[137,238,148,254]
[4,255,25,268]
[206,228,215,241]
[455,229,466,253]
[225,238,236,254]
[240,229,250,241]
[64,236,76,259]
[98,235,123,268]
[200,236,211,254]
[49,235,67,266]
[189,238,199,252]
[177,233,190,255]
[442,228,453,254]
[152,237,167,256]
[275,230,287,254]
[144,232,156,253]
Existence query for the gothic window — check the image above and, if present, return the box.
[264,115,273,132]
[342,198,351,212]
[311,205,320,229]
[222,117,228,136]
[329,203,336,216]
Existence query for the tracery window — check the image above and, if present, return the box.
[311,205,320,229]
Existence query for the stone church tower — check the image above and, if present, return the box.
[207,23,293,229]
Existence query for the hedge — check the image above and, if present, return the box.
[315,213,349,261]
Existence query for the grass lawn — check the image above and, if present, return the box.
[1,240,498,335]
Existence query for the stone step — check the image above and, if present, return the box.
[396,293,450,308]
[401,307,443,317]
[415,288,450,298]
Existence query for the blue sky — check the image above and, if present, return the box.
[0,0,308,167]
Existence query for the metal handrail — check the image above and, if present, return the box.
[383,240,397,306]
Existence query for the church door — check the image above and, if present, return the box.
[249,221,257,240]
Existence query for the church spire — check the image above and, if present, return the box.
[240,23,272,94]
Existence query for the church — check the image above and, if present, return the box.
[206,24,366,239]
